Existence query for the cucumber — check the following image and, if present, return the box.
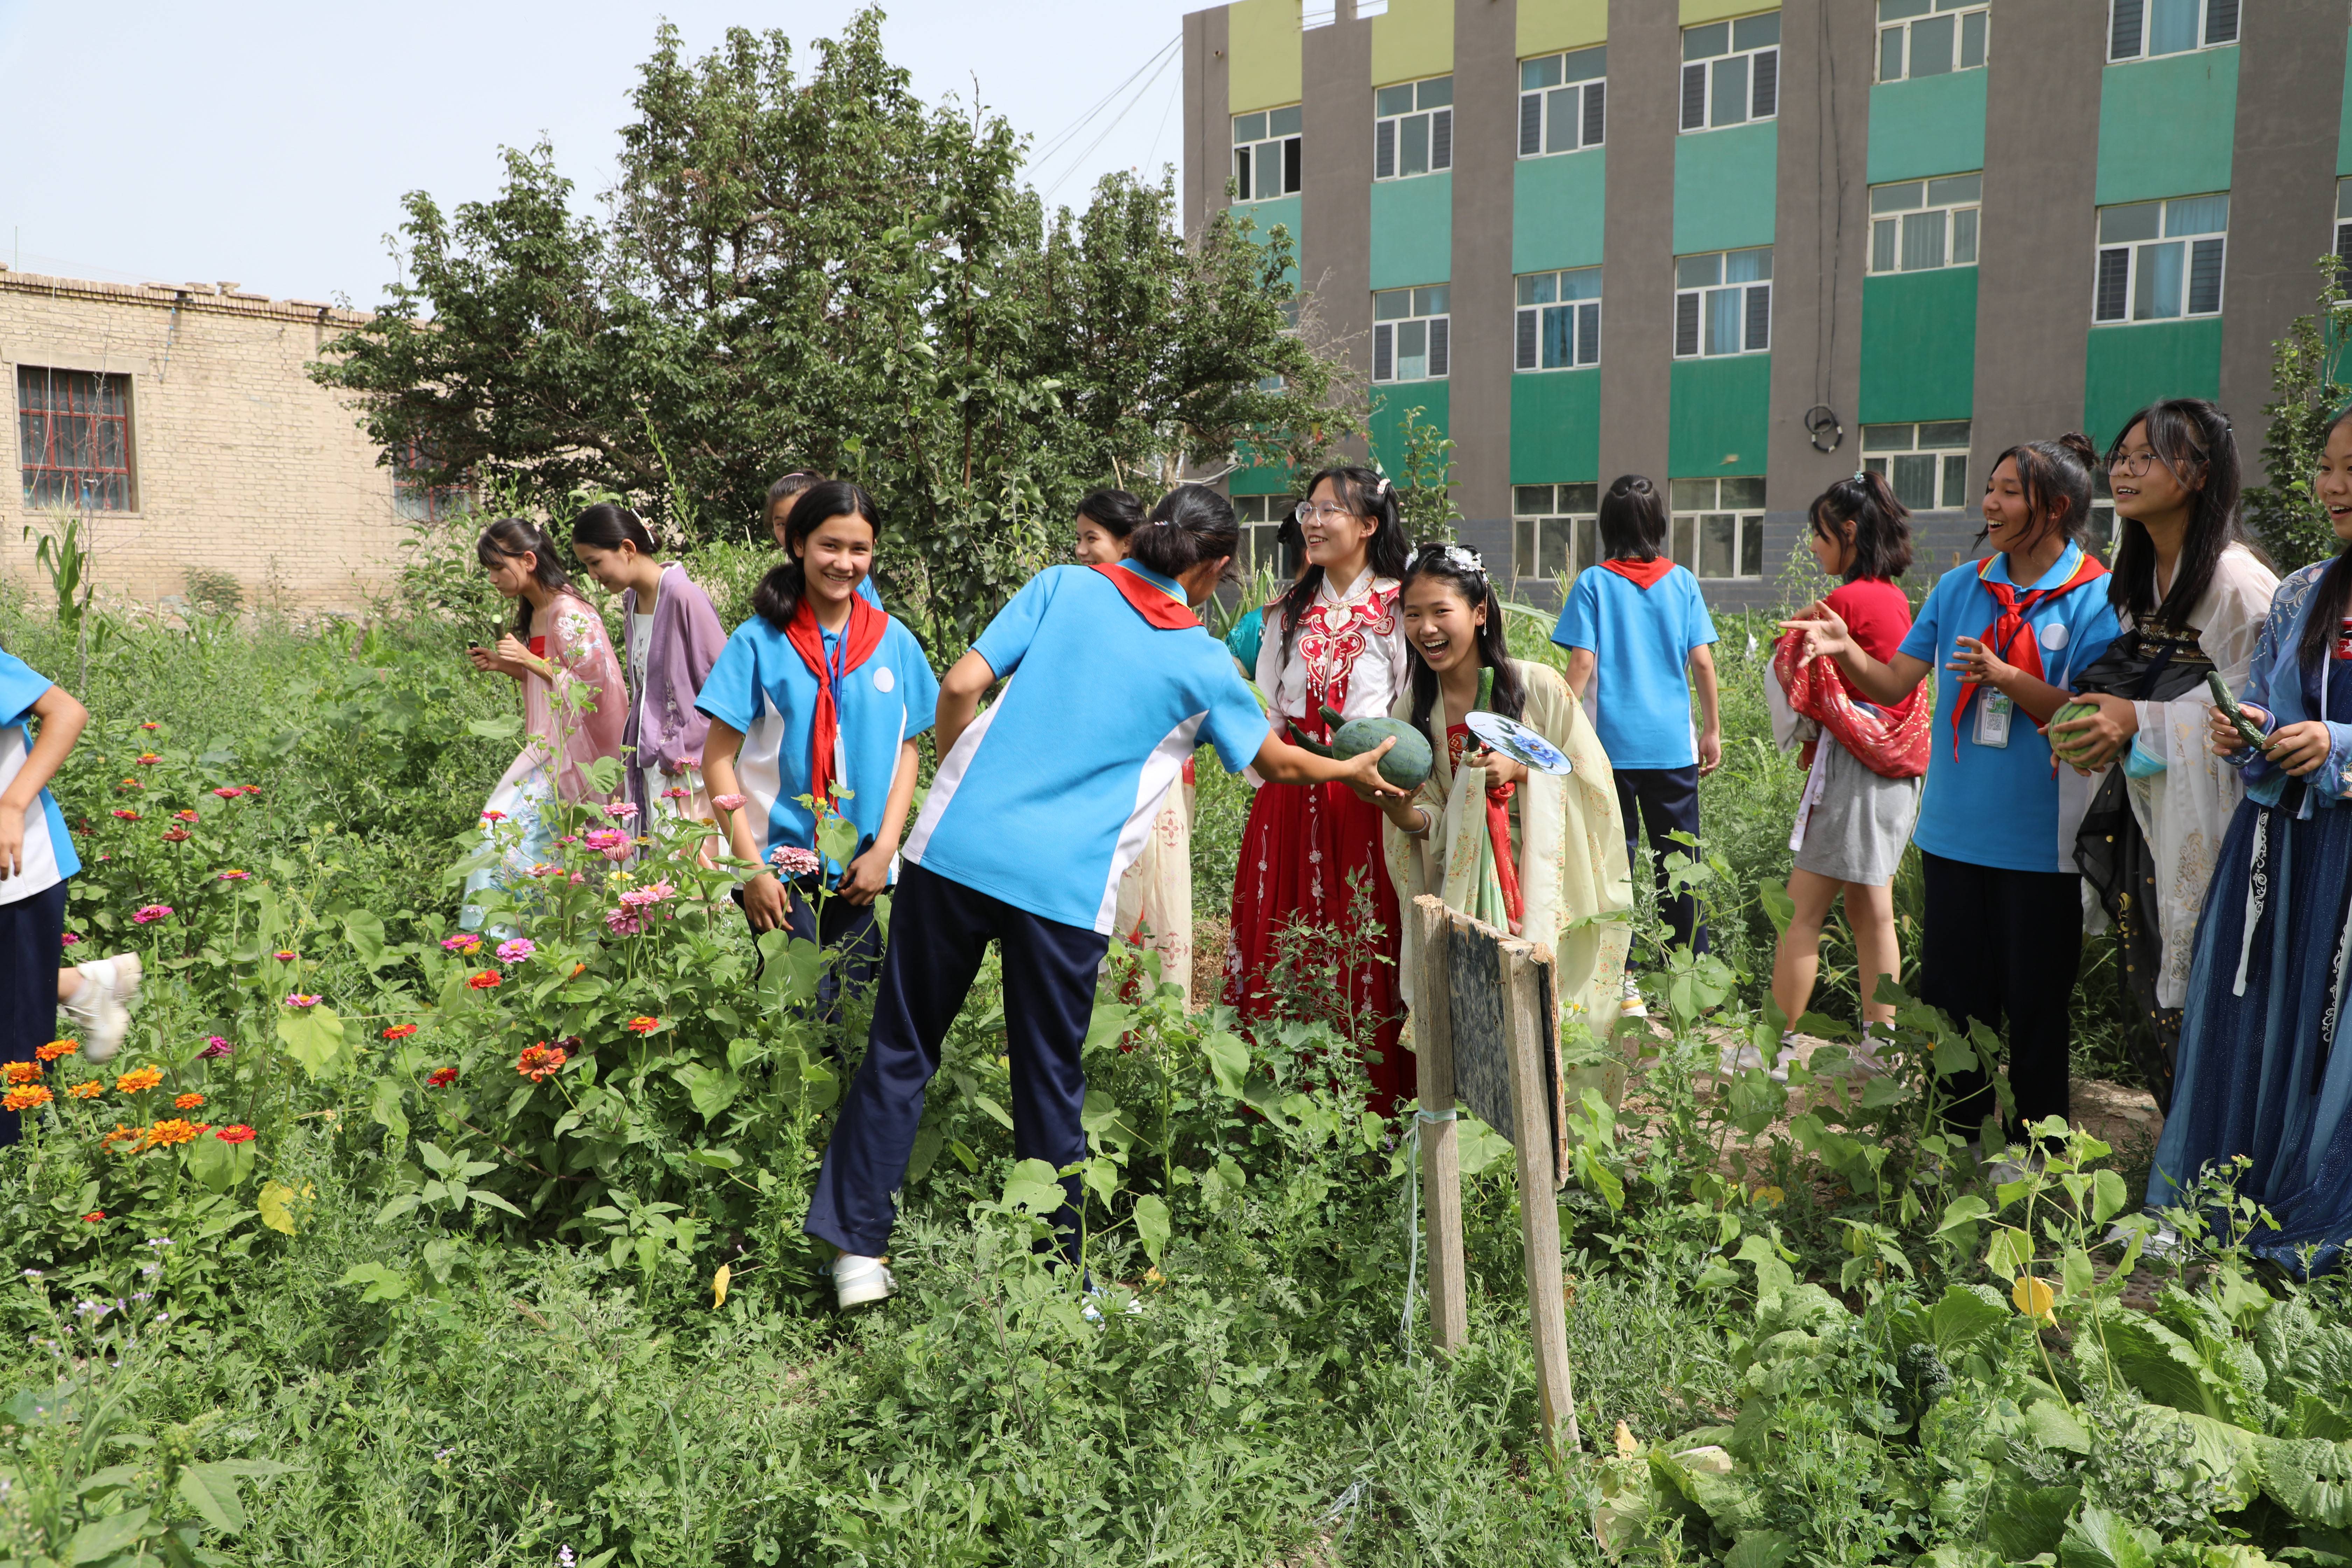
[2207,670,2269,751]
[1287,705,1434,790]
[2049,700,2104,766]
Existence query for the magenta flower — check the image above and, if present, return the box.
[769,846,823,877]
[495,938,536,964]
[440,935,481,954]
[216,869,251,882]
[131,904,173,925]
[712,793,747,812]
[618,880,677,911]
[283,993,320,1009]
[199,1036,233,1059]
[584,828,632,862]
[481,810,507,823]
[61,932,81,946]
[603,907,643,937]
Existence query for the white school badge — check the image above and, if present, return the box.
[2040,621,2069,651]
[872,665,896,694]
[1465,711,1574,776]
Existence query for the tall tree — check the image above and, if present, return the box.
[2243,256,2352,573]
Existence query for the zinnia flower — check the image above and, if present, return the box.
[172,809,198,824]
[138,1118,207,1150]
[481,809,507,823]
[212,786,242,799]
[35,1040,77,1062]
[283,993,320,1009]
[584,828,632,862]
[607,801,640,820]
[712,793,746,811]
[112,809,141,821]
[769,846,823,877]
[272,950,297,962]
[160,827,191,843]
[214,1124,256,1144]
[117,777,142,790]
[115,1067,163,1093]
[425,1067,458,1088]
[198,1036,233,1058]
[603,907,642,937]
[5,1061,43,1085]
[382,1024,418,1041]
[515,1043,568,1082]
[441,935,481,954]
[174,1093,204,1110]
[3,1085,53,1112]
[495,938,536,964]
[131,904,172,925]
[217,869,251,882]
[235,784,261,796]
[466,970,500,990]
[60,932,80,945]
[140,721,159,732]
[69,1081,104,1100]
[135,752,161,766]
[624,1016,660,1036]
[662,787,689,801]
[82,1211,104,1223]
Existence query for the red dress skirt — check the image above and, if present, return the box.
[1222,712,1409,1116]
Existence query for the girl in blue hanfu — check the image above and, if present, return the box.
[2150,407,2352,1271]
[804,484,1405,1310]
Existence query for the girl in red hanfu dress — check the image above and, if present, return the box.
[1224,465,1416,1114]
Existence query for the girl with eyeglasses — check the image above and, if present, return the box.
[1375,542,1634,1044]
[2046,399,2276,1113]
[2147,403,2352,1270]
[1222,465,1416,1114]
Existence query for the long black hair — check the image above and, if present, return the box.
[1808,470,1914,583]
[753,479,880,630]
[1278,466,1412,660]
[2297,404,2352,674]
[1077,488,1146,540]
[1400,542,1525,748]
[476,517,575,637]
[2105,398,2248,627]
[1978,433,2099,554]
[1126,483,1240,581]
[1598,475,1669,562]
[570,502,659,557]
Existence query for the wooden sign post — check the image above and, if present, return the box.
[1412,893,1582,1455]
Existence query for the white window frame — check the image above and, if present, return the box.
[1862,422,1974,512]
[1673,248,1771,358]
[2335,177,2352,278]
[1513,484,1601,580]
[1376,76,1453,181]
[1669,477,1767,580]
[1868,173,1982,274]
[1514,268,1602,371]
[1232,106,1302,203]
[1680,12,1780,134]
[2093,194,2228,325]
[1234,495,1301,578]
[1877,0,1988,82]
[1373,285,1451,383]
[1518,47,1606,157]
[2108,0,2238,62]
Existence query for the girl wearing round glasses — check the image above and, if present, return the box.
[1222,465,1415,1114]
[2046,399,2276,1112]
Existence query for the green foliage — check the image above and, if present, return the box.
[2243,255,2352,572]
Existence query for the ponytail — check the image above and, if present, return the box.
[1125,484,1239,579]
[1808,470,1914,583]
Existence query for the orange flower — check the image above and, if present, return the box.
[3,1085,54,1112]
[4,1061,42,1085]
[515,1043,569,1082]
[35,1039,77,1062]
[68,1082,103,1100]
[82,1211,104,1223]
[137,1118,208,1151]
[467,970,501,990]
[383,1023,419,1041]
[115,1066,163,1094]
[625,1016,660,1036]
[101,1124,139,1150]
[174,1092,205,1110]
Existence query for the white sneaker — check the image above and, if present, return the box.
[832,1253,895,1308]
[1619,974,1649,1020]
[1767,1032,1801,1084]
[1716,1042,1766,1076]
[61,954,141,1063]
[1847,1028,1890,1078]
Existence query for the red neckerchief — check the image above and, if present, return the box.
[1091,564,1200,629]
[784,594,887,810]
[1950,549,2109,758]
[1601,556,1675,590]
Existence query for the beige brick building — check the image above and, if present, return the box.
[0,270,423,615]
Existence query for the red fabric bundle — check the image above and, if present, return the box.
[1771,629,1933,780]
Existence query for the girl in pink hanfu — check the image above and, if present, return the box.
[1224,465,1415,1114]
[462,517,627,932]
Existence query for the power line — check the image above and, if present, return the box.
[1038,38,1182,200]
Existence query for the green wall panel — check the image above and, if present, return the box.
[2340,26,2352,174]
[2082,319,2224,447]
[1673,123,1778,255]
[1859,268,1979,424]
[1865,71,1988,184]
[1229,460,1293,498]
[1371,380,1452,477]
[1668,355,1772,477]
[1509,370,1602,483]
[1231,195,1304,287]
[1512,149,1608,274]
[2096,49,2238,205]
[1370,174,1454,291]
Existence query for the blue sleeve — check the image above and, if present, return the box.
[693,626,763,734]
[2059,593,2124,690]
[1553,572,1596,651]
[857,577,885,611]
[970,568,1061,679]
[1225,607,1264,674]
[0,649,56,729]
[890,622,940,738]
[1898,577,1946,665]
[1683,574,1720,649]
[1199,656,1274,773]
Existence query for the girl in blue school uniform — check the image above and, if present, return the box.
[698,480,938,1022]
[1784,434,2122,1147]
[804,484,1407,1310]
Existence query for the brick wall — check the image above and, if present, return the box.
[0,271,408,615]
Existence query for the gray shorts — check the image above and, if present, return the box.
[1792,741,1921,887]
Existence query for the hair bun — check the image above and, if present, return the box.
[2057,432,2099,465]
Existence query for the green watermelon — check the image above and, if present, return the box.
[2048,701,2103,766]
[1288,704,1434,791]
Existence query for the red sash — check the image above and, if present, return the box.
[1448,713,1525,931]
[1602,556,1675,590]
[1091,564,1200,629]
[1773,632,1932,779]
[784,595,887,811]
[1950,551,2109,758]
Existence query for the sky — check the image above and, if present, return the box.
[0,0,1195,306]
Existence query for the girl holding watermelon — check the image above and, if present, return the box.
[1223,466,1416,1114]
[1375,542,1633,1037]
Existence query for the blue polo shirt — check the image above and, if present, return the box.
[0,648,80,904]
[1552,564,1720,769]
[1899,544,2123,874]
[906,563,1269,932]
[695,610,938,874]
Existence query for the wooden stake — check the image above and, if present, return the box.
[1413,895,1468,1352]
[1506,944,1580,1454]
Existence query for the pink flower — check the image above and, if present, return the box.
[495,938,536,964]
[606,802,640,820]
[283,993,320,1009]
[131,904,173,925]
[712,793,747,812]
[661,788,689,801]
[440,935,482,954]
[61,932,81,946]
[212,786,242,800]
[217,869,251,882]
[603,907,643,937]
[617,880,677,911]
[584,828,632,862]
[198,1036,233,1058]
[481,809,507,823]
[529,863,567,878]
[272,950,297,962]
[769,846,823,877]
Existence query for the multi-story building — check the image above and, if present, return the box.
[1183,0,2350,607]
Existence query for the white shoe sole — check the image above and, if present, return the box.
[833,1260,895,1308]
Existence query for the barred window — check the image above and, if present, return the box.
[1519,47,1605,157]
[392,439,474,525]
[1515,268,1602,370]
[1681,13,1779,133]
[18,367,135,512]
[1669,477,1766,580]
